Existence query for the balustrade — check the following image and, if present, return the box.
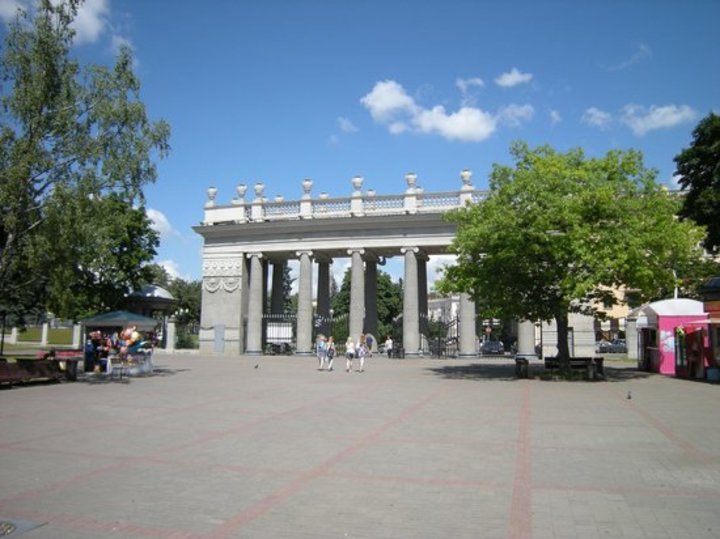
[201,173,487,225]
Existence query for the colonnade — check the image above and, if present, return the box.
[241,248,478,357]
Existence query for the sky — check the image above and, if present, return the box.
[2,0,719,289]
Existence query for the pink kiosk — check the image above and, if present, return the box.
[636,298,710,378]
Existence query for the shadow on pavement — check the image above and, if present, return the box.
[74,367,190,385]
[426,361,655,382]
[426,362,519,382]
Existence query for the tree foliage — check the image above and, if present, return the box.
[0,1,170,321]
[675,112,720,253]
[438,142,706,363]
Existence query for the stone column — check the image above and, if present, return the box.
[402,247,421,356]
[458,292,477,357]
[270,261,286,315]
[316,258,331,335]
[261,259,269,346]
[41,322,49,346]
[516,320,537,359]
[245,253,264,355]
[9,327,17,344]
[348,248,365,342]
[296,250,314,355]
[72,324,81,348]
[417,253,429,337]
[165,318,177,352]
[364,258,378,339]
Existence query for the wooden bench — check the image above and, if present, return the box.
[0,359,30,385]
[16,358,65,382]
[544,357,604,379]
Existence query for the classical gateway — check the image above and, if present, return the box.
[193,171,489,357]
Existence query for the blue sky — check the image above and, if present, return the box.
[2,0,719,287]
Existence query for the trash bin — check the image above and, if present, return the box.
[586,361,597,380]
[515,357,529,378]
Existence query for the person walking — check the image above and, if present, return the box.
[316,334,327,371]
[326,336,336,371]
[384,335,393,359]
[357,336,367,372]
[345,337,356,373]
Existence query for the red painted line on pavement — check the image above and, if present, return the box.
[507,382,532,539]
[204,386,449,539]
[607,386,715,467]
[0,460,130,506]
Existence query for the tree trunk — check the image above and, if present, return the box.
[555,312,570,369]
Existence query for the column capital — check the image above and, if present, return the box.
[245,252,263,260]
[347,248,365,256]
[400,246,419,255]
[295,250,314,259]
[314,253,333,264]
[361,251,381,263]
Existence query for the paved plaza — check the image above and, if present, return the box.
[1,354,720,538]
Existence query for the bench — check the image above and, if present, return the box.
[544,357,604,379]
[0,359,30,385]
[16,358,65,382]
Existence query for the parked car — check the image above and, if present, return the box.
[481,340,505,355]
[596,339,627,354]
[607,339,627,353]
[596,339,611,353]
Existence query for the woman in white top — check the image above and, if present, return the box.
[345,337,355,373]
[384,336,393,359]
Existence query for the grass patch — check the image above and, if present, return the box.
[13,327,73,345]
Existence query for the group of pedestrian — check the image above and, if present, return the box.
[315,335,337,371]
[315,333,376,373]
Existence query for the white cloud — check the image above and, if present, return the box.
[111,33,133,54]
[337,116,358,133]
[360,80,418,122]
[494,67,533,88]
[71,0,109,44]
[608,43,652,71]
[582,107,613,129]
[388,121,409,135]
[147,208,177,238]
[620,104,697,136]
[159,260,180,279]
[456,77,485,106]
[456,77,484,95]
[549,109,562,126]
[414,105,497,142]
[361,79,502,142]
[497,104,535,127]
[427,255,457,289]
[0,0,25,22]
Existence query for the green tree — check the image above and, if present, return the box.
[675,112,720,253]
[141,263,172,289]
[438,142,705,366]
[45,193,160,317]
[0,1,170,321]
[167,277,201,327]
